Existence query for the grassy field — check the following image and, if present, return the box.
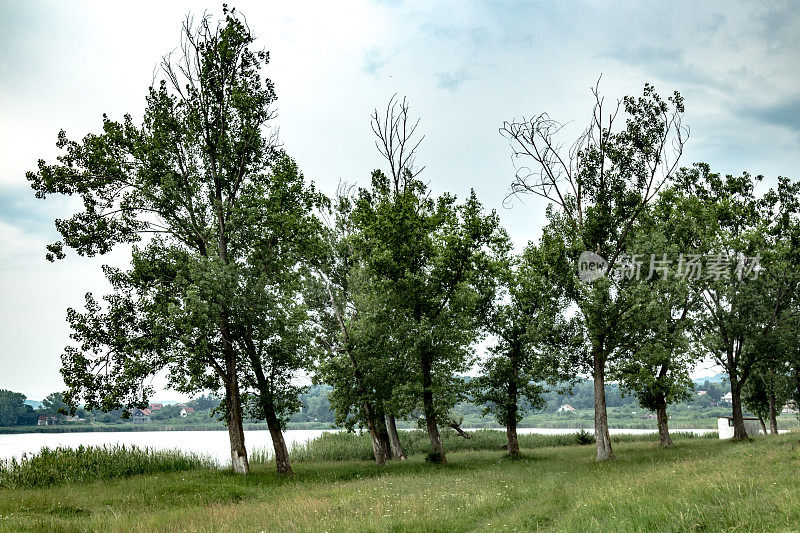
[2,433,799,532]
[262,428,702,463]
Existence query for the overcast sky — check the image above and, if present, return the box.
[1,1,799,400]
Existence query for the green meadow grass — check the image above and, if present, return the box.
[249,428,710,463]
[2,432,799,532]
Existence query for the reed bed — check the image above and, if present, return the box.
[0,445,217,489]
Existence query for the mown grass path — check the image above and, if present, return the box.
[2,435,799,532]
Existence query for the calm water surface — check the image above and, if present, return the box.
[0,427,715,465]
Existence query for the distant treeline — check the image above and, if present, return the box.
[0,391,220,427]
[2,379,731,429]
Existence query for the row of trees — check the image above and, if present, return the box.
[0,377,741,428]
[28,9,800,472]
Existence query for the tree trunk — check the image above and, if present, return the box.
[364,403,388,466]
[506,343,520,458]
[593,350,615,461]
[323,283,387,464]
[263,401,292,475]
[243,334,290,474]
[421,348,446,463]
[224,377,249,474]
[374,403,393,460]
[506,415,519,458]
[729,380,748,440]
[448,420,472,439]
[215,169,248,474]
[655,398,674,447]
[379,430,392,460]
[768,392,779,435]
[385,413,407,460]
[758,416,768,435]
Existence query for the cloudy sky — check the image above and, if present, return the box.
[1,1,799,400]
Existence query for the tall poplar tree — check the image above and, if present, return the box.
[350,98,508,463]
[501,82,687,460]
[27,8,299,473]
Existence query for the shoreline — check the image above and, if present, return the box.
[0,422,724,435]
[4,414,797,434]
[0,423,336,435]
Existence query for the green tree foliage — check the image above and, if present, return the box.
[314,99,508,465]
[352,166,508,463]
[311,188,405,465]
[0,390,36,427]
[742,321,796,434]
[472,240,568,456]
[26,7,299,474]
[188,394,220,412]
[612,187,706,446]
[231,155,327,475]
[501,82,688,460]
[151,405,183,421]
[40,392,69,416]
[671,164,800,439]
[290,385,335,424]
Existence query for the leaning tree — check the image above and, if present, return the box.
[612,186,708,447]
[234,154,328,475]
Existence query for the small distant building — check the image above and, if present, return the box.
[131,408,151,423]
[720,392,733,405]
[697,391,707,396]
[37,415,57,426]
[148,403,163,411]
[180,407,195,418]
[718,416,762,439]
[782,401,798,414]
[557,404,576,413]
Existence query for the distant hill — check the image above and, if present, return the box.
[693,373,728,385]
[20,398,186,409]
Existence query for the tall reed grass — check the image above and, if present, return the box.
[0,445,217,489]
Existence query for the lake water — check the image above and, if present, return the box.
[0,427,716,465]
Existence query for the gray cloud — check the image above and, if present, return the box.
[436,69,469,91]
[603,45,728,92]
[744,97,800,134]
[606,46,684,66]
[0,184,59,238]
[362,46,391,76]
[2,0,800,396]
